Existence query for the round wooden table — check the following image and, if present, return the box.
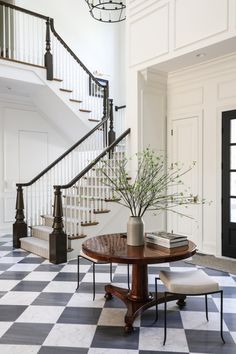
[82,233,196,332]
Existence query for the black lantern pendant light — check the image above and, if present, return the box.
[85,1,126,23]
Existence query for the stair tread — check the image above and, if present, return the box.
[79,109,92,113]
[69,98,82,103]
[60,88,73,93]
[88,118,100,122]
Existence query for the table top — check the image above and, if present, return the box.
[82,233,197,265]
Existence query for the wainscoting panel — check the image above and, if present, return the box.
[129,3,169,66]
[174,0,229,49]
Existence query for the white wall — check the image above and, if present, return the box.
[0,93,68,232]
[16,0,126,103]
[167,53,236,256]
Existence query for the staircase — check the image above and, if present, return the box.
[0,1,130,263]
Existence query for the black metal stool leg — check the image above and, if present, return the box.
[76,255,80,290]
[127,264,130,290]
[155,277,158,322]
[93,262,96,301]
[205,294,209,321]
[220,290,225,343]
[163,292,167,345]
[110,262,112,282]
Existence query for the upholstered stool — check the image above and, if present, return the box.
[155,269,225,345]
[77,250,130,300]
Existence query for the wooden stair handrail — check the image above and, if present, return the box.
[49,19,107,89]
[57,128,131,189]
[16,117,109,187]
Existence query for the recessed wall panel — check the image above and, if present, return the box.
[174,0,228,49]
[130,4,169,66]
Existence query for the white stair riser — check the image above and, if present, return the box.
[31,228,50,241]
[21,238,49,259]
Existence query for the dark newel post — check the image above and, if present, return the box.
[103,85,108,148]
[45,17,53,80]
[49,186,67,264]
[13,185,27,248]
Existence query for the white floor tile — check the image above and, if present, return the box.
[60,264,78,273]
[180,311,228,331]
[0,279,20,291]
[43,324,96,347]
[67,292,105,308]
[16,305,64,323]
[211,276,236,286]
[42,281,77,293]
[230,331,236,344]
[0,344,40,354]
[0,251,12,257]
[0,291,40,305]
[82,272,112,283]
[88,349,139,354]
[0,257,24,264]
[23,272,57,281]
[213,297,236,313]
[7,264,39,272]
[0,322,13,337]
[98,308,127,326]
[139,327,189,352]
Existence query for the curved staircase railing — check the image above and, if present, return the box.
[0,0,109,122]
[0,1,130,264]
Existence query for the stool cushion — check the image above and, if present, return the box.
[80,250,108,264]
[159,269,219,294]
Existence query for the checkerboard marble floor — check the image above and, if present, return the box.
[0,234,235,354]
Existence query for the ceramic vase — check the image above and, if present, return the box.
[127,216,144,246]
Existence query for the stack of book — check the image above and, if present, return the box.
[146,231,188,249]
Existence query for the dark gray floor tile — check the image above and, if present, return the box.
[0,323,53,345]
[6,251,29,257]
[39,347,88,354]
[141,309,183,328]
[148,266,170,274]
[223,313,236,331]
[0,271,29,280]
[212,286,236,298]
[58,307,102,324]
[0,305,27,321]
[35,264,64,272]
[67,259,78,264]
[32,292,73,306]
[112,274,129,283]
[140,351,187,354]
[181,297,218,312]
[77,282,106,294]
[0,263,14,271]
[104,295,126,308]
[0,247,13,251]
[19,257,45,264]
[91,325,139,349]
[53,272,78,282]
[0,291,7,298]
[186,330,235,353]
[12,280,49,292]
[88,264,116,273]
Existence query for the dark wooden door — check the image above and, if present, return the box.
[222,110,236,258]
